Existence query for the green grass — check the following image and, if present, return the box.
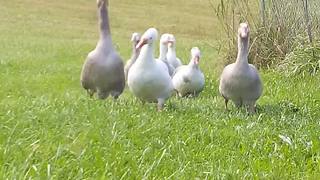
[1,0,320,179]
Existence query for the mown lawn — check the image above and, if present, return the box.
[1,0,320,179]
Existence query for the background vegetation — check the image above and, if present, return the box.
[0,0,320,179]
[213,0,320,74]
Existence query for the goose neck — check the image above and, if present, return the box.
[131,43,140,60]
[96,36,113,52]
[98,2,111,39]
[138,43,154,64]
[236,36,249,65]
[159,44,168,60]
[188,59,198,69]
[167,47,176,58]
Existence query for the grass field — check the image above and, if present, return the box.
[1,0,320,179]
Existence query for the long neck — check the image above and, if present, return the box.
[138,43,154,65]
[130,42,140,60]
[98,1,111,39]
[167,46,177,62]
[159,43,168,60]
[167,46,176,58]
[236,36,249,65]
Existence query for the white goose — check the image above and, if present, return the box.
[219,22,263,113]
[124,32,140,81]
[172,47,205,97]
[80,0,125,99]
[127,28,174,111]
[167,34,182,68]
[157,33,175,76]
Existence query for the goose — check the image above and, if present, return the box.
[80,0,125,99]
[166,34,182,68]
[127,28,174,111]
[172,47,205,97]
[219,22,263,113]
[124,32,141,81]
[157,33,175,76]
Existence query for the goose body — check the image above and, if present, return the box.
[128,28,173,110]
[80,0,125,99]
[219,23,262,112]
[172,47,205,97]
[124,32,140,81]
[166,34,182,68]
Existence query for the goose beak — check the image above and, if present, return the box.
[136,38,148,49]
[134,40,140,46]
[167,40,174,46]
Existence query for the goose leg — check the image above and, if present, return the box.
[245,101,256,114]
[87,89,95,98]
[221,94,229,111]
[248,104,256,114]
[224,98,229,111]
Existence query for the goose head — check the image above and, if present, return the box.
[190,47,201,66]
[238,22,250,39]
[131,32,141,46]
[158,33,171,60]
[97,0,108,7]
[131,32,140,50]
[130,32,141,56]
[136,28,158,49]
[160,33,171,46]
[167,34,176,48]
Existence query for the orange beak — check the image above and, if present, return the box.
[136,38,148,49]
